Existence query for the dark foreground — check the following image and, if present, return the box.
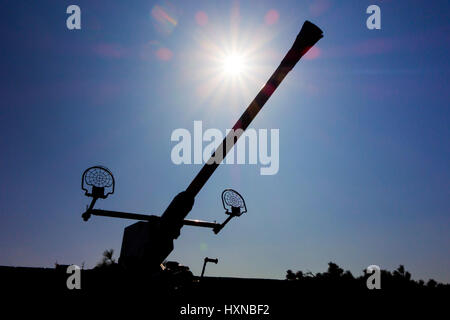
[1,265,448,318]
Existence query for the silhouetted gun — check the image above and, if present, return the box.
[153,21,323,266]
[81,21,323,272]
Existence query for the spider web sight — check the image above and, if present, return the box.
[81,166,115,199]
[222,189,247,216]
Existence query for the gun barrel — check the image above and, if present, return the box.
[186,21,323,198]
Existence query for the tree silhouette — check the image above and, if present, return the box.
[286,269,296,280]
[427,279,437,288]
[326,262,344,279]
[95,249,117,269]
[285,262,448,290]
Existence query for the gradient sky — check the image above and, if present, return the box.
[0,0,449,282]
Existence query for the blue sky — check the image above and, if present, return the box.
[0,0,449,282]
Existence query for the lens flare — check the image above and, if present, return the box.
[222,54,245,75]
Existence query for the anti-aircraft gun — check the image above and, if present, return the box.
[80,21,323,272]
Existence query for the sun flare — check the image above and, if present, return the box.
[189,17,277,108]
[222,54,245,75]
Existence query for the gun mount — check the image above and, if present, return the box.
[81,166,247,271]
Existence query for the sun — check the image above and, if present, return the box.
[222,53,245,75]
[188,17,277,108]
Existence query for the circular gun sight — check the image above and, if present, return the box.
[222,189,247,216]
[81,166,115,199]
